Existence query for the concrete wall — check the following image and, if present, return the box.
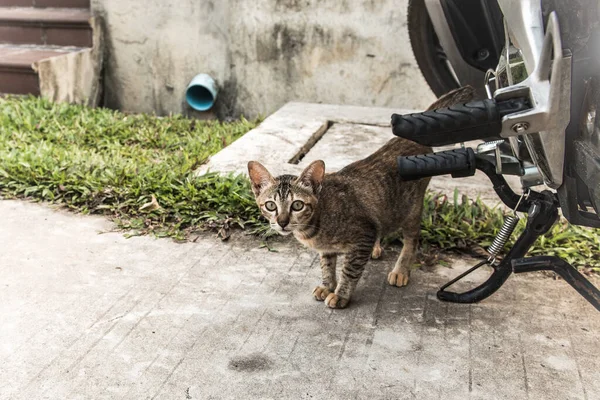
[91,0,435,118]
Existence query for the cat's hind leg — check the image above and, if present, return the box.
[313,253,337,301]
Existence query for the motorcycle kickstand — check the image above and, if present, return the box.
[437,191,558,303]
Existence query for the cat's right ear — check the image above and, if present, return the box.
[247,161,274,197]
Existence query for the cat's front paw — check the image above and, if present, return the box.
[312,286,331,301]
[388,271,409,287]
[324,293,350,309]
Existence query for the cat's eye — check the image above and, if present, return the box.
[291,200,305,211]
[264,201,277,212]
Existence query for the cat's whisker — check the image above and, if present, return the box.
[288,223,319,229]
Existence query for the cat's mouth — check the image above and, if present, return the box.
[272,225,294,236]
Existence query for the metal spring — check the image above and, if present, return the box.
[487,214,520,260]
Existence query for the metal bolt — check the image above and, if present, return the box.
[512,122,529,133]
[477,48,490,60]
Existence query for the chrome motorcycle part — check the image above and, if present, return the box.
[484,69,497,99]
[476,140,523,176]
[521,164,544,188]
[502,17,513,86]
[511,122,529,133]
[493,8,572,188]
[487,214,519,263]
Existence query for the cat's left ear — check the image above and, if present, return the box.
[296,160,325,194]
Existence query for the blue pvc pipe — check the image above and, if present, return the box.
[185,74,218,111]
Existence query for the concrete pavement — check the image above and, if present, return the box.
[1,199,599,400]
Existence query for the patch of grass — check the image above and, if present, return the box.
[0,96,261,240]
[408,191,600,271]
[1,96,599,271]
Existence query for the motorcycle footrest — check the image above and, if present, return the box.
[391,97,530,147]
[398,148,477,181]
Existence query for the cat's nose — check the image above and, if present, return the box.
[277,218,289,229]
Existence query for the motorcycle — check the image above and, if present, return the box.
[392,0,600,310]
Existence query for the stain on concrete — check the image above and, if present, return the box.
[274,0,311,12]
[228,353,273,372]
[212,73,251,120]
[255,23,308,63]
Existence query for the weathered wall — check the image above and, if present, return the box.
[91,0,230,116]
[91,0,435,118]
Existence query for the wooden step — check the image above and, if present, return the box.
[0,45,72,94]
[0,7,92,47]
[0,0,90,8]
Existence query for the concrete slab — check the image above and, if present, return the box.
[1,199,599,399]
[198,102,522,206]
[197,101,407,177]
[298,122,393,171]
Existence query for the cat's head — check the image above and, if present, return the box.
[247,160,325,236]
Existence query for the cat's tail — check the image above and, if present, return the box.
[426,85,476,111]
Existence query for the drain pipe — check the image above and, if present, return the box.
[185,74,218,111]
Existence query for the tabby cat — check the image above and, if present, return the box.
[248,86,475,309]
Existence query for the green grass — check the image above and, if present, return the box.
[415,192,600,271]
[0,96,262,240]
[1,96,599,271]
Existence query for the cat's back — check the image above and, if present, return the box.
[315,86,476,237]
[336,137,430,176]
